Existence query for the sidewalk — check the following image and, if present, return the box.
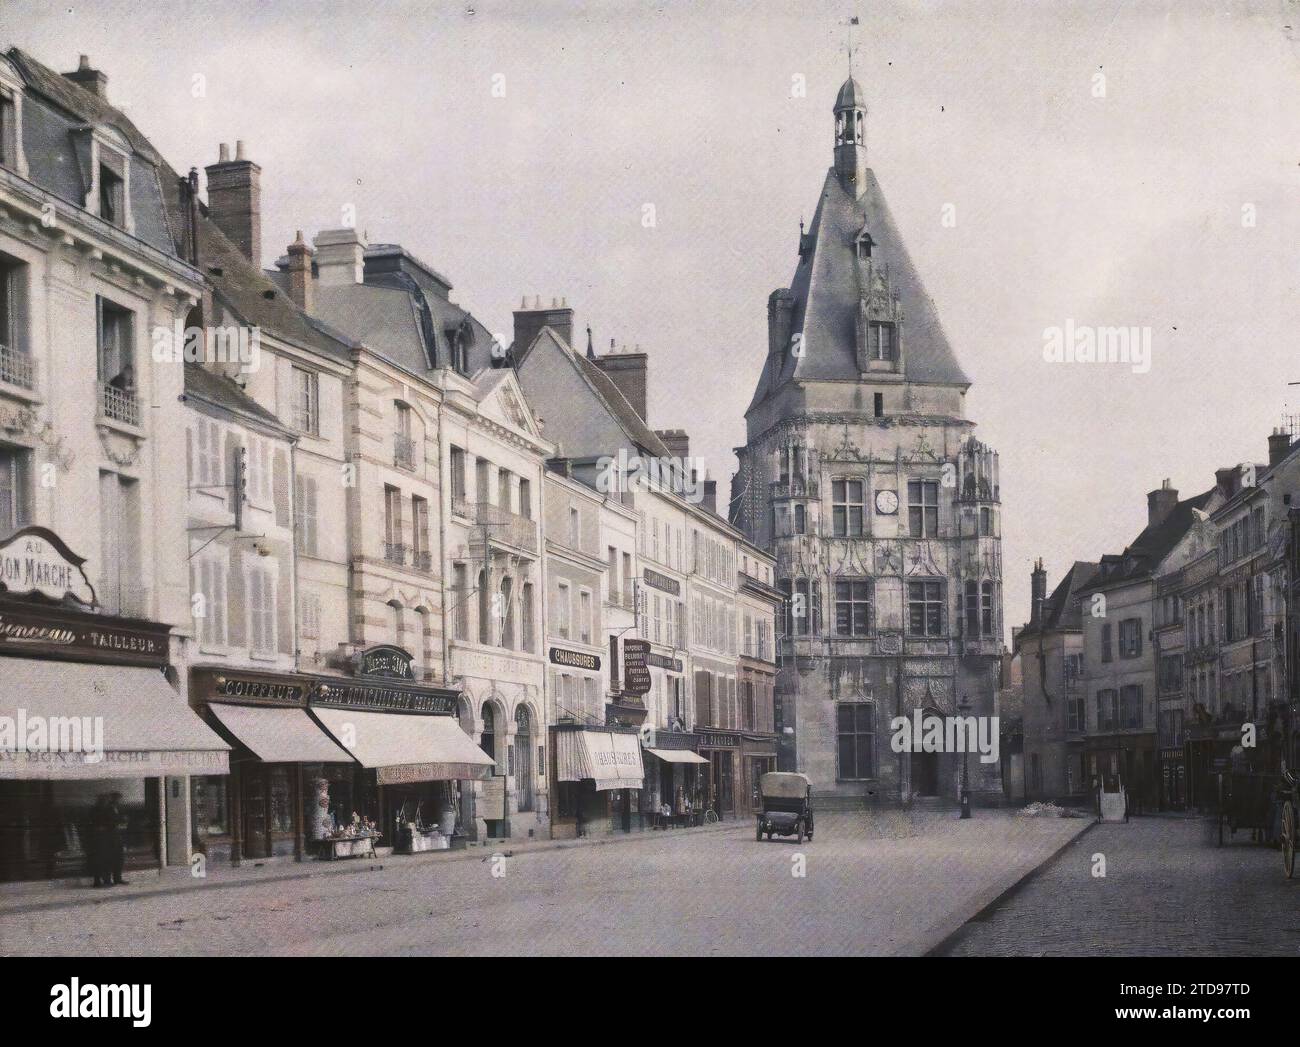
[0,818,742,918]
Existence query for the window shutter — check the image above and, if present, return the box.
[226,547,246,647]
[274,447,290,527]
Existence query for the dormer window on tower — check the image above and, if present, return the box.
[869,321,894,362]
[855,231,875,261]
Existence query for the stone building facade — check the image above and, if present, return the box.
[732,77,1003,805]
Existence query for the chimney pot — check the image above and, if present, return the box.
[235,140,246,160]
[219,143,230,163]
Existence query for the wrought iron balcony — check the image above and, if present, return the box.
[99,380,139,427]
[0,344,34,390]
[393,432,417,470]
[414,549,433,572]
[770,478,819,500]
[383,542,409,565]
[465,500,538,553]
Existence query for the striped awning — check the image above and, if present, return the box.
[555,729,644,791]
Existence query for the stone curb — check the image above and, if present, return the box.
[898,817,1098,957]
[0,819,743,918]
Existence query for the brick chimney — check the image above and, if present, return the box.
[594,339,648,423]
[63,55,108,99]
[1147,479,1178,527]
[1030,559,1047,626]
[1269,428,1292,468]
[512,296,574,355]
[654,429,690,461]
[285,231,313,314]
[205,142,262,265]
[702,479,717,515]
[313,228,365,286]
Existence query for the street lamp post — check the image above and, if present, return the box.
[959,694,972,819]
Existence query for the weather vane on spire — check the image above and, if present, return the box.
[842,14,861,77]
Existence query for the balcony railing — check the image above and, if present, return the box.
[394,432,417,470]
[770,478,820,500]
[465,500,538,553]
[0,344,34,390]
[414,549,433,572]
[383,542,409,565]
[99,381,140,427]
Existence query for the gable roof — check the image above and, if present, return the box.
[748,167,969,413]
[1019,561,1100,640]
[1080,488,1219,592]
[525,327,671,459]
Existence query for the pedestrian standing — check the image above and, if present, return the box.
[88,795,111,888]
[105,792,128,886]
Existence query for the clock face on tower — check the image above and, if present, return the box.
[875,489,899,515]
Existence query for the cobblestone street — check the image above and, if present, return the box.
[0,812,1086,956]
[939,814,1300,956]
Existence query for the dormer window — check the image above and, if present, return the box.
[98,163,123,226]
[0,87,15,170]
[869,321,894,361]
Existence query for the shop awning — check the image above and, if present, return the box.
[310,707,494,784]
[556,729,644,791]
[209,703,353,764]
[0,658,229,779]
[645,747,708,765]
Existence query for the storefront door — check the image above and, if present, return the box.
[243,768,268,859]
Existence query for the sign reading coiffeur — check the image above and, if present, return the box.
[0,528,96,607]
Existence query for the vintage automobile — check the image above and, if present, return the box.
[756,771,814,842]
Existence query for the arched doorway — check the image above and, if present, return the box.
[480,704,497,771]
[515,706,534,812]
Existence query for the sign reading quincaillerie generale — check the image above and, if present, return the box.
[0,527,96,607]
[549,647,600,671]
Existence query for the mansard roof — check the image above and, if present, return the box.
[747,168,970,413]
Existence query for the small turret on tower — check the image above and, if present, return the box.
[833,77,868,196]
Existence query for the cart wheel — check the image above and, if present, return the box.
[1283,801,1296,879]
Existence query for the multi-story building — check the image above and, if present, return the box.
[513,302,759,822]
[735,544,781,815]
[1075,481,1221,811]
[293,228,545,842]
[0,50,230,882]
[732,77,1004,806]
[1016,560,1097,802]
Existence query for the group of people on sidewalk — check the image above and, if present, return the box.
[87,793,129,889]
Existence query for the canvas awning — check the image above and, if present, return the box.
[209,703,353,764]
[555,729,643,791]
[645,747,708,765]
[0,658,229,779]
[310,706,494,783]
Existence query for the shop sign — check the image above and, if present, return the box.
[357,644,415,680]
[0,600,169,667]
[642,568,681,597]
[622,639,652,696]
[211,674,306,705]
[696,731,739,749]
[549,647,600,671]
[645,651,683,672]
[0,527,96,607]
[311,680,457,715]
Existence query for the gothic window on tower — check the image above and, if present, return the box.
[794,503,806,534]
[832,479,864,537]
[980,507,993,536]
[907,480,939,537]
[907,580,945,637]
[870,321,894,362]
[834,579,874,637]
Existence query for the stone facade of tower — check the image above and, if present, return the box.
[732,78,1004,806]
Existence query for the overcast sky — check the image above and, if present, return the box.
[5,0,1298,635]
